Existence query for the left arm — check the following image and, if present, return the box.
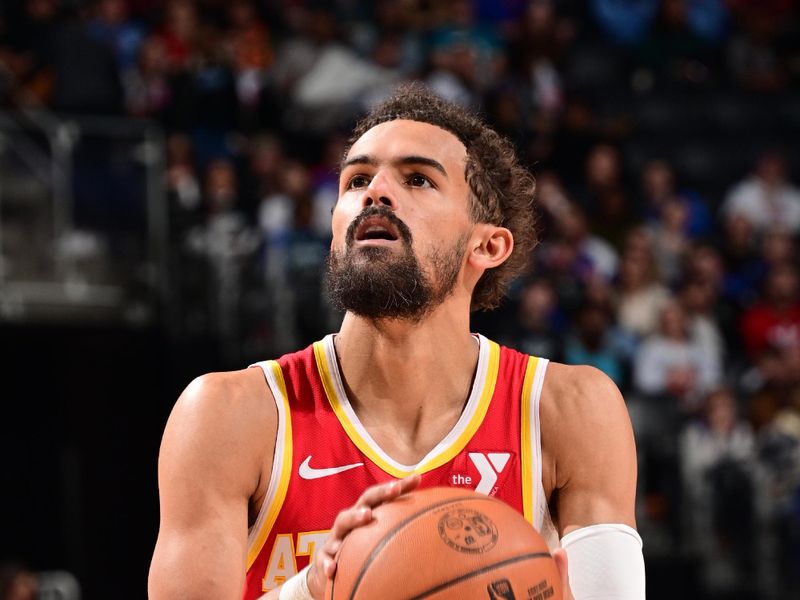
[541,364,645,600]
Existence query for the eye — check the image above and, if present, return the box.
[406,173,433,188]
[346,174,371,190]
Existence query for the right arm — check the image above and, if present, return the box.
[149,369,276,600]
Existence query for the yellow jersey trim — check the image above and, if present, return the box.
[313,338,500,479]
[246,361,293,570]
[520,356,539,525]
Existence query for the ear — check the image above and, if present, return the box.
[467,224,514,271]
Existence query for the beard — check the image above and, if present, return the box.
[325,206,466,321]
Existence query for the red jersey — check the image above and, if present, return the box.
[740,302,800,357]
[243,334,553,599]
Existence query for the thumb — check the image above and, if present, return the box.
[552,548,574,600]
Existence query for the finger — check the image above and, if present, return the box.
[552,549,574,600]
[397,473,421,494]
[355,474,421,509]
[328,505,372,542]
[323,556,337,578]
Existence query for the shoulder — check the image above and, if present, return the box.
[540,362,634,472]
[179,367,274,413]
[541,362,627,425]
[160,367,278,492]
[171,368,277,437]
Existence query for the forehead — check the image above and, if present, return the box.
[345,119,468,173]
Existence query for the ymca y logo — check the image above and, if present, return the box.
[449,452,513,496]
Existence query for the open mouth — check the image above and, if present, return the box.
[354,215,400,242]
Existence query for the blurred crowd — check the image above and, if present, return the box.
[1,0,800,598]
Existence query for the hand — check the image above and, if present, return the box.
[552,548,575,600]
[306,474,421,599]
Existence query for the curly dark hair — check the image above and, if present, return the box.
[344,82,539,311]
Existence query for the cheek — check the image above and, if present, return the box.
[330,202,355,242]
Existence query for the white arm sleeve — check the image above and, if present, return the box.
[276,565,312,600]
[561,524,645,600]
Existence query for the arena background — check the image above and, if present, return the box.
[1,1,799,598]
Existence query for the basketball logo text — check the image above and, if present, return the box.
[527,579,555,600]
[487,578,516,599]
[437,508,498,554]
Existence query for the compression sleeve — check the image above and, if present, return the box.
[561,523,645,600]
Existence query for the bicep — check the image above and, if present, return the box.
[149,374,271,599]
[547,366,638,538]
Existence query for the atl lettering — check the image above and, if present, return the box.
[261,530,330,591]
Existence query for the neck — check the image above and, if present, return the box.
[333,301,480,456]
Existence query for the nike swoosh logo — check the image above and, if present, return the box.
[298,455,364,480]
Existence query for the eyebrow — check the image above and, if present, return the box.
[341,154,449,178]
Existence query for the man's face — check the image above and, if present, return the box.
[326,119,473,320]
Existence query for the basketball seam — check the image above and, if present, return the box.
[345,495,501,600]
[408,552,552,600]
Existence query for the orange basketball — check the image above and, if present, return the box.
[325,487,562,600]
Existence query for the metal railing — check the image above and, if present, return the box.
[0,109,167,324]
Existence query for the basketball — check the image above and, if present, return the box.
[325,487,562,600]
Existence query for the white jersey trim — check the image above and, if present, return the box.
[320,333,490,473]
[246,361,289,555]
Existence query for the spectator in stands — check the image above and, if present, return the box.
[0,0,60,107]
[0,563,37,600]
[240,133,283,217]
[590,0,660,45]
[575,142,635,249]
[648,197,691,286]
[639,158,713,238]
[258,160,307,255]
[564,299,624,386]
[123,34,172,119]
[720,213,765,308]
[186,30,239,163]
[500,278,564,361]
[722,226,799,312]
[679,387,756,591]
[275,5,397,130]
[727,0,791,91]
[307,134,346,239]
[350,0,424,79]
[684,241,726,292]
[762,228,798,271]
[549,203,620,282]
[166,133,201,226]
[51,3,123,114]
[156,0,200,72]
[721,150,800,235]
[636,0,725,85]
[756,385,800,590]
[428,0,504,102]
[615,231,672,340]
[185,158,258,340]
[679,277,725,383]
[224,0,273,117]
[87,0,145,74]
[633,300,721,407]
[505,0,569,124]
[740,262,800,389]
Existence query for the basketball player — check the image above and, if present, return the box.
[149,84,645,600]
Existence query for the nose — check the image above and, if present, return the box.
[360,171,397,210]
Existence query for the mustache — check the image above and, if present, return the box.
[345,205,413,247]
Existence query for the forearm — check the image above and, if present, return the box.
[562,524,645,600]
[149,529,246,600]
